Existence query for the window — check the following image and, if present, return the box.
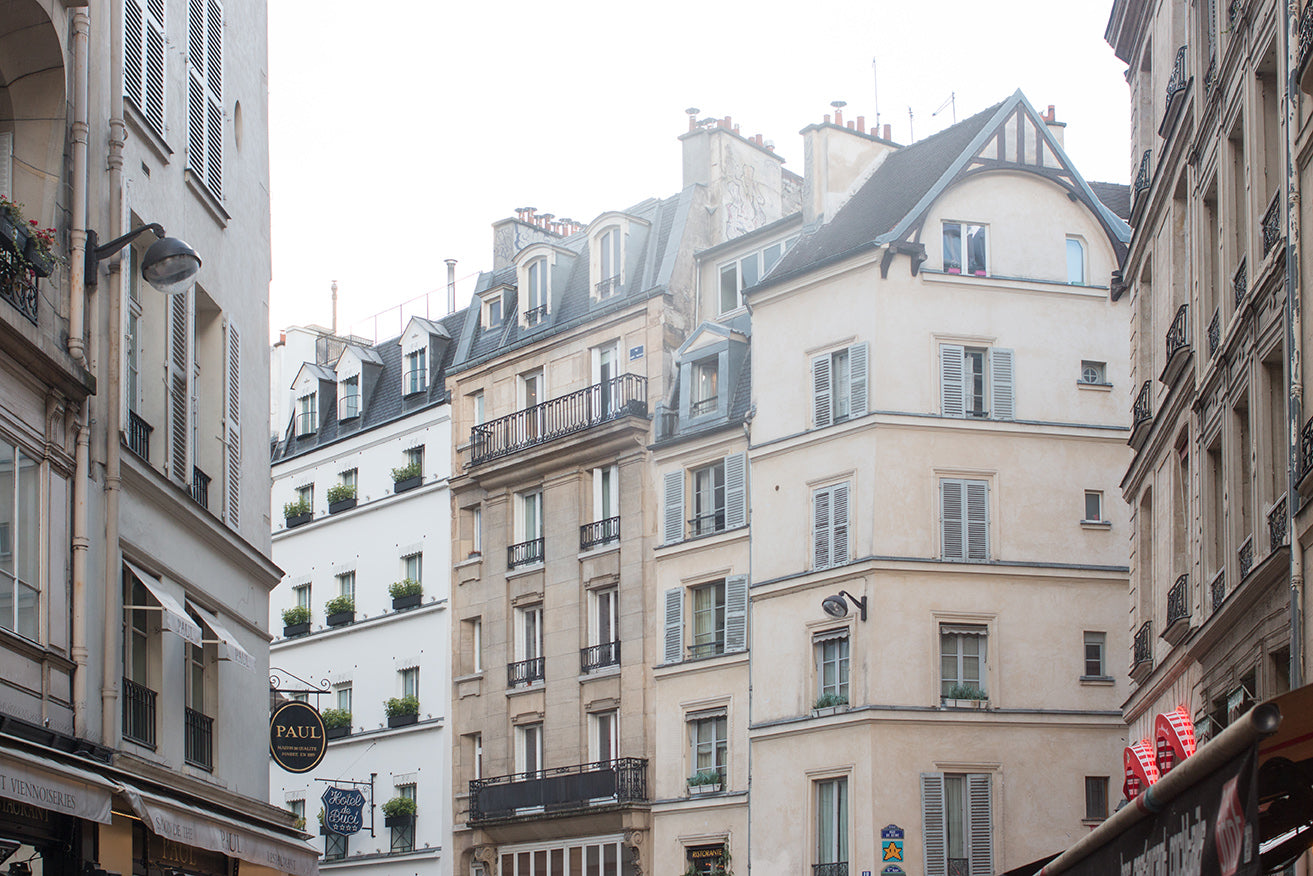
[516,723,543,777]
[590,710,618,765]
[597,227,622,297]
[1080,360,1107,385]
[126,257,142,415]
[400,666,419,700]
[324,832,347,860]
[690,581,726,658]
[815,631,850,702]
[592,465,618,524]
[339,468,357,496]
[922,773,993,876]
[941,478,989,560]
[940,344,1014,419]
[404,348,427,394]
[663,576,747,663]
[471,390,485,426]
[815,778,848,868]
[812,483,851,570]
[717,236,800,313]
[296,484,314,514]
[1083,631,1107,678]
[1067,237,1086,284]
[470,732,483,779]
[124,0,166,134]
[403,445,423,474]
[339,376,360,419]
[1083,491,1104,523]
[390,784,415,852]
[520,369,545,438]
[511,603,544,686]
[511,490,544,567]
[288,799,305,825]
[691,462,725,537]
[293,583,310,610]
[402,553,422,585]
[482,292,505,329]
[472,506,482,556]
[941,624,987,698]
[186,609,205,713]
[296,394,317,436]
[336,571,355,600]
[664,453,746,544]
[689,713,727,784]
[0,441,42,639]
[943,222,987,275]
[690,360,719,418]
[1084,776,1109,821]
[185,0,224,198]
[472,619,482,672]
[335,683,352,714]
[525,258,548,324]
[812,343,869,428]
[591,343,621,415]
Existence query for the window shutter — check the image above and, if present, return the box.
[813,488,832,570]
[812,353,832,428]
[941,479,964,559]
[990,348,1014,420]
[940,344,965,417]
[848,342,868,417]
[724,452,747,530]
[662,470,684,545]
[967,774,993,876]
[724,574,748,652]
[125,0,144,111]
[224,321,241,529]
[663,588,684,664]
[966,480,989,560]
[144,0,165,133]
[186,0,223,198]
[168,292,191,484]
[921,773,947,876]
[831,483,850,565]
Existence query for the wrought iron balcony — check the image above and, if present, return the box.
[689,511,727,538]
[1263,193,1282,255]
[813,865,849,876]
[1303,417,1313,481]
[470,374,647,465]
[1132,381,1153,427]
[184,707,213,770]
[295,411,316,437]
[507,656,544,688]
[339,394,360,420]
[580,640,620,673]
[1165,46,1187,108]
[690,396,718,417]
[0,246,38,325]
[580,516,619,550]
[1211,569,1227,613]
[127,411,153,462]
[523,304,548,327]
[687,639,726,659]
[404,369,426,395]
[1302,4,1313,83]
[123,677,157,748]
[1208,309,1220,358]
[191,466,211,510]
[595,275,621,298]
[1270,495,1288,549]
[1233,258,1248,309]
[1238,535,1254,580]
[1134,150,1153,200]
[1165,574,1190,640]
[468,757,647,823]
[507,537,544,569]
[1165,303,1188,363]
[1132,621,1152,671]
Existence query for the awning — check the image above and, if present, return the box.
[0,748,116,824]
[119,781,318,876]
[192,604,256,672]
[124,561,202,646]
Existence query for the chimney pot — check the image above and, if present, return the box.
[883,124,891,141]
[857,116,866,133]
[834,108,843,126]
[847,121,854,130]
[1047,104,1056,122]
[445,259,457,315]
[824,114,831,125]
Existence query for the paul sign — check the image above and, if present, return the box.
[321,786,365,836]
[269,701,327,773]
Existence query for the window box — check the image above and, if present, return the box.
[285,511,311,529]
[282,621,310,638]
[328,496,357,515]
[812,704,849,718]
[392,593,422,611]
[326,610,354,627]
[325,724,351,740]
[22,236,54,278]
[942,697,989,710]
[394,475,421,494]
[387,712,418,728]
[0,211,30,257]
[688,781,721,796]
[383,813,415,829]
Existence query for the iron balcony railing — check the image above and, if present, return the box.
[1263,192,1282,255]
[1208,309,1221,357]
[595,275,621,298]
[0,247,38,325]
[580,640,620,673]
[1134,150,1152,199]
[1166,574,1189,629]
[470,374,647,465]
[580,516,619,550]
[507,656,545,688]
[1302,417,1313,480]
[404,369,426,395]
[949,859,969,876]
[1132,381,1153,427]
[1270,495,1288,549]
[507,537,544,569]
[1238,535,1254,580]
[814,865,849,876]
[295,411,316,437]
[339,394,360,420]
[184,707,214,770]
[1165,46,1187,108]
[1211,569,1227,613]
[689,511,726,538]
[1302,5,1313,78]
[690,396,718,417]
[122,677,156,748]
[191,466,211,510]
[688,639,726,659]
[468,757,647,822]
[1133,621,1152,670]
[1233,258,1248,310]
[523,304,548,327]
[127,411,153,462]
[1165,303,1188,363]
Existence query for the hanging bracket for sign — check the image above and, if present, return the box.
[270,667,332,700]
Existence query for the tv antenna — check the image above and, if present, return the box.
[872,57,880,130]
[908,106,914,142]
[932,92,957,125]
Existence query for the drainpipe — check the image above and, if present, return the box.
[1286,0,1304,689]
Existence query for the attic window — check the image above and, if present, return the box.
[717,235,800,314]
[296,393,317,437]
[943,222,987,276]
[404,348,427,395]
[483,292,505,330]
[524,259,548,327]
[339,375,360,419]
[596,227,622,299]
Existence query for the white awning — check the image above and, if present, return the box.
[192,604,256,672]
[0,748,116,824]
[124,561,202,646]
[119,781,319,876]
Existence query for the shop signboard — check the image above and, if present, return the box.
[269,701,326,773]
[321,786,365,836]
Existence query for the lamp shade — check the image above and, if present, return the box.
[141,236,201,295]
[821,595,849,618]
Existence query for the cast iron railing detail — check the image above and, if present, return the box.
[0,248,38,325]
[595,275,621,298]
[690,396,718,417]
[338,394,360,420]
[1165,47,1187,109]
[580,640,621,672]
[470,374,647,465]
[523,304,548,327]
[507,537,544,569]
[1167,574,1189,629]
[1133,621,1152,668]
[1208,309,1221,357]
[580,516,619,550]
[1302,5,1313,77]
[1211,569,1227,613]
[688,639,726,659]
[1233,258,1248,309]
[1134,151,1153,199]
[1230,0,1243,25]
[507,656,544,688]
[184,707,213,770]
[1133,381,1153,427]
[1263,192,1282,255]
[1238,536,1254,579]
[1302,417,1313,479]
[191,466,211,509]
[1166,304,1188,363]
[128,411,153,461]
[813,865,850,876]
[296,411,316,436]
[468,757,647,822]
[123,677,157,748]
[1269,495,1288,548]
[689,510,727,538]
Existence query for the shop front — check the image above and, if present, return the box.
[0,747,117,876]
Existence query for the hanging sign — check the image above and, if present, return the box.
[321,786,365,836]
[269,702,326,774]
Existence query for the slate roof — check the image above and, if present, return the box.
[1088,181,1131,221]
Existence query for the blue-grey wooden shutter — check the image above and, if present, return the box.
[831,483,850,565]
[966,480,989,560]
[941,344,965,417]
[663,470,684,545]
[967,773,993,876]
[848,342,868,417]
[224,320,241,528]
[724,452,747,530]
[921,773,947,876]
[812,353,832,428]
[168,291,191,484]
[941,479,964,559]
[663,588,684,663]
[813,487,832,569]
[724,574,748,652]
[990,348,1014,420]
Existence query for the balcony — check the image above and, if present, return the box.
[1207,309,1220,358]
[507,656,544,688]
[1211,569,1227,614]
[507,537,544,569]
[1130,381,1153,449]
[123,677,156,748]
[1130,621,1153,683]
[1302,417,1313,488]
[1162,303,1189,385]
[1301,3,1313,94]
[184,707,213,770]
[523,304,548,327]
[689,511,726,539]
[580,640,620,673]
[404,369,426,396]
[1270,495,1288,549]
[0,246,38,325]
[1238,535,1254,580]
[470,374,647,466]
[1263,192,1282,256]
[128,411,153,462]
[1133,150,1152,200]
[191,466,211,510]
[1233,258,1248,310]
[1163,574,1190,644]
[339,394,360,420]
[295,411,316,437]
[814,865,849,876]
[595,275,621,299]
[580,516,619,550]
[468,757,647,823]
[1159,47,1188,136]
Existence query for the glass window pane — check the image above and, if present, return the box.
[719,264,738,312]
[943,224,962,271]
[741,255,759,288]
[966,225,987,275]
[0,440,13,580]
[1067,238,1085,284]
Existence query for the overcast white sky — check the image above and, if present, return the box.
[266,1,1130,342]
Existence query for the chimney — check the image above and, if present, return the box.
[882,124,891,141]
[445,259,457,315]
[686,107,700,132]
[331,280,338,334]
[857,116,865,134]
[1043,104,1066,148]
[802,112,898,225]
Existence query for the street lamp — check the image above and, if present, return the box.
[820,590,867,622]
[85,223,201,295]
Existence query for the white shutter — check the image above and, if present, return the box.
[967,774,993,876]
[848,342,868,417]
[966,480,989,560]
[990,348,1014,420]
[724,452,747,530]
[813,487,832,570]
[0,132,12,198]
[224,321,241,528]
[662,470,684,545]
[941,479,964,559]
[724,574,748,652]
[663,588,684,664]
[144,0,166,133]
[187,0,224,198]
[831,483,850,565]
[812,353,832,428]
[921,773,947,876]
[124,0,144,111]
[941,344,965,417]
[168,292,191,483]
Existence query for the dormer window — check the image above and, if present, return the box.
[296,393,317,437]
[597,227,622,298]
[525,259,548,327]
[717,235,800,314]
[690,360,719,417]
[404,348,427,395]
[339,375,360,419]
[482,291,505,330]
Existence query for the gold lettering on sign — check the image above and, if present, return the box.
[160,838,198,867]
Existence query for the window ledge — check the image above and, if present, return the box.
[124,100,174,163]
[184,169,230,227]
[456,553,484,569]
[506,680,545,697]
[577,542,620,560]
[1082,818,1108,827]
[579,665,621,683]
[506,562,545,580]
[1076,381,1114,392]
[1079,675,1115,686]
[1080,520,1113,530]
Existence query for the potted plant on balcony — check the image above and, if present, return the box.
[325,595,355,627]
[942,683,988,709]
[283,497,312,528]
[281,604,311,638]
[389,578,423,611]
[686,768,722,796]
[321,708,352,740]
[0,196,30,257]
[391,460,422,493]
[385,695,419,728]
[812,692,849,717]
[326,482,357,514]
[381,795,416,828]
[22,223,57,278]
[316,808,331,835]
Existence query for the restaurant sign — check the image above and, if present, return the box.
[269,701,326,774]
[321,786,365,836]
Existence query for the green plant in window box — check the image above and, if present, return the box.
[283,497,311,519]
[325,594,355,615]
[946,683,987,700]
[391,461,421,482]
[813,692,849,710]
[291,813,306,831]
[326,483,357,504]
[320,708,351,730]
[385,695,419,717]
[389,578,422,599]
[686,768,723,788]
[281,605,310,626]
[381,796,417,818]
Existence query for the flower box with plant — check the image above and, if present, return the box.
[391,461,422,493]
[812,692,850,716]
[942,683,988,709]
[281,604,311,637]
[321,708,352,739]
[0,196,30,256]
[381,795,416,827]
[389,578,423,610]
[325,595,354,626]
[326,483,357,514]
[385,694,419,727]
[686,768,723,795]
[23,223,57,278]
[283,497,312,528]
